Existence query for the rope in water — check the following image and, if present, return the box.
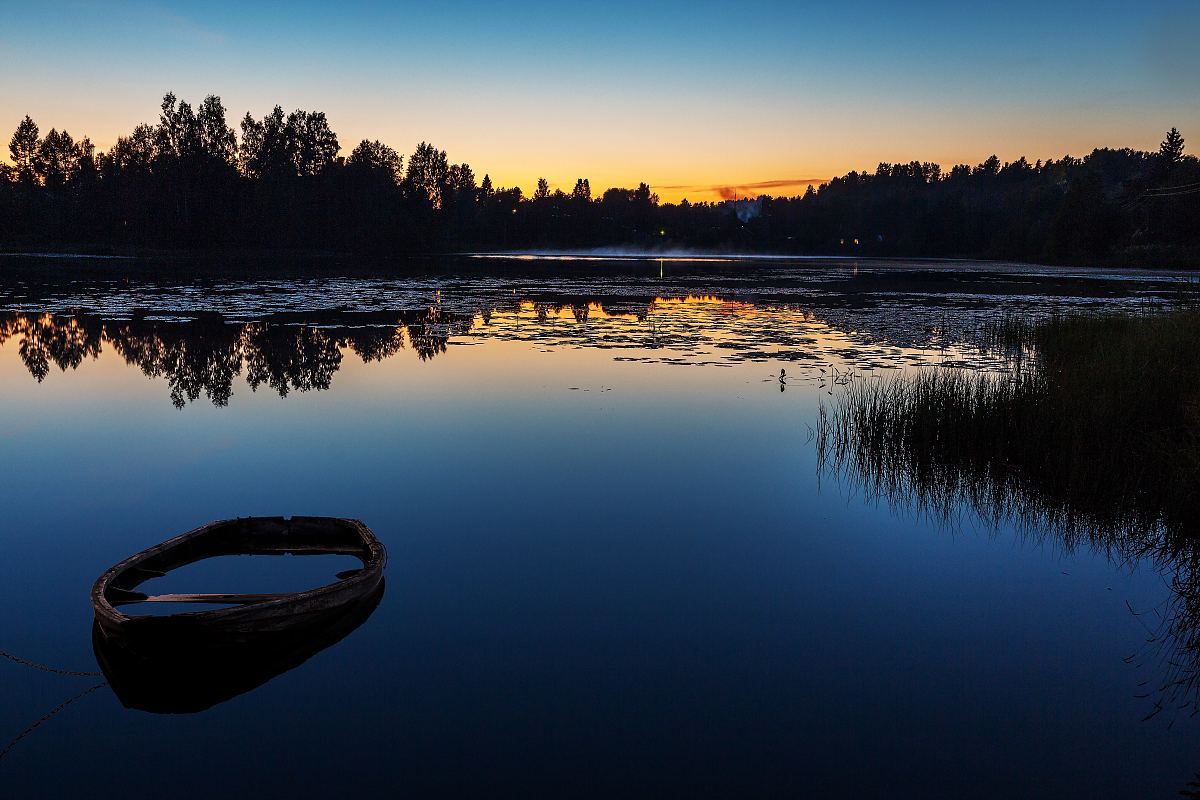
[0,682,107,763]
[0,650,102,678]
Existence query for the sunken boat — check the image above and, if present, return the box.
[90,516,386,712]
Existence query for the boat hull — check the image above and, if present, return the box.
[91,516,386,641]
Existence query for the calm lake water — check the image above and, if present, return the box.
[0,255,1196,797]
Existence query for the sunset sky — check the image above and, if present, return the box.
[2,0,1197,202]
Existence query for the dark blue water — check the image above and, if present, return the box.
[0,256,1195,797]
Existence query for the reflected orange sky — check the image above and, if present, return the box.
[0,295,997,411]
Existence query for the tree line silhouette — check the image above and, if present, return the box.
[2,93,1198,265]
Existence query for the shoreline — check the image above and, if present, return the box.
[1,247,1197,274]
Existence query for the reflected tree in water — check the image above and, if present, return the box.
[107,315,243,408]
[347,325,407,362]
[1,296,1019,410]
[242,324,342,397]
[406,307,454,361]
[0,313,104,382]
[2,297,936,408]
[0,309,484,407]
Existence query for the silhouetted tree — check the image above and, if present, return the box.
[35,129,80,189]
[105,124,157,173]
[406,141,449,208]
[197,95,237,166]
[348,139,403,183]
[3,93,1198,267]
[156,93,200,163]
[974,154,1001,176]
[446,162,476,197]
[8,116,40,186]
[287,110,339,176]
[1161,127,1186,164]
[239,106,291,179]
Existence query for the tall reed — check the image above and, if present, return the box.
[817,309,1200,715]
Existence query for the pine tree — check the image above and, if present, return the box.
[1159,127,1185,163]
[8,115,40,185]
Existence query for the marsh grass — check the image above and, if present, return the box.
[821,310,1200,541]
[817,309,1200,716]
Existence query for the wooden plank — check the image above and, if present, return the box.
[220,544,366,556]
[138,593,290,605]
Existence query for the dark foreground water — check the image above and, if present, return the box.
[0,255,1196,798]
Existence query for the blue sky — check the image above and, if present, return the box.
[1,0,1196,200]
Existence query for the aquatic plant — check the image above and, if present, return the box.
[817,309,1200,714]
[822,310,1200,537]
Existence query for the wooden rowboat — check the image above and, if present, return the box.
[90,516,386,713]
[91,516,386,642]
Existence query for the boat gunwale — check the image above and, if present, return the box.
[91,516,386,631]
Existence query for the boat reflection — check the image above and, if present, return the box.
[92,578,383,714]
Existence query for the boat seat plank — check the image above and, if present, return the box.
[132,593,291,605]
[126,566,168,579]
[211,544,366,556]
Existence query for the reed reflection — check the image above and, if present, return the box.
[816,311,1200,721]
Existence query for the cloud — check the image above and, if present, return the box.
[657,178,828,199]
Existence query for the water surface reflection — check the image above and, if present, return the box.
[0,297,1057,408]
[1,258,1197,797]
